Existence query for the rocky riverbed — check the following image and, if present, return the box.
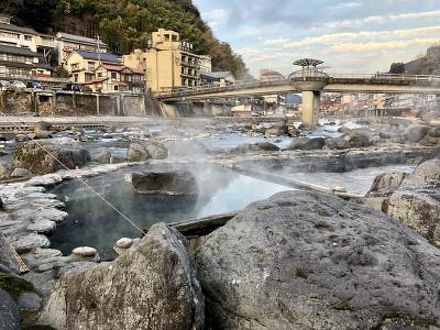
[0,116,439,329]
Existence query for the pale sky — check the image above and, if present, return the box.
[193,0,440,77]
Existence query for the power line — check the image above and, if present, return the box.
[0,112,145,235]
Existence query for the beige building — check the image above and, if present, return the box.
[123,29,212,92]
[65,50,121,84]
[84,63,144,93]
[200,71,235,87]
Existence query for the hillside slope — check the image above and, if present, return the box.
[0,0,248,78]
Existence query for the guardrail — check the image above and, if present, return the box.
[155,73,440,99]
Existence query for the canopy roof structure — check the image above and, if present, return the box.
[293,58,324,67]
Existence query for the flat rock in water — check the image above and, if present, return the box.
[11,233,50,254]
[27,220,56,233]
[195,190,440,329]
[132,171,198,196]
[39,223,205,330]
[17,291,42,310]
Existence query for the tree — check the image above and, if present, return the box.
[389,62,405,74]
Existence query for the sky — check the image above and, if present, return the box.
[193,0,440,77]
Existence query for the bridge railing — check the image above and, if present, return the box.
[155,74,440,99]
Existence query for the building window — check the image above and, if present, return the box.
[111,72,117,79]
[71,63,80,70]
[24,35,32,41]
[87,62,95,71]
[97,72,102,77]
[114,85,118,91]
[74,74,78,82]
[0,31,19,39]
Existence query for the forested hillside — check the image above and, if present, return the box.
[0,0,249,78]
[389,45,440,75]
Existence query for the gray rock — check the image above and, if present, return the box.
[428,126,440,138]
[15,133,31,142]
[11,233,50,254]
[132,171,198,196]
[33,121,52,132]
[383,159,440,245]
[92,151,111,164]
[17,291,42,310]
[0,289,20,330]
[0,235,22,274]
[13,140,91,175]
[233,142,280,153]
[325,137,351,150]
[10,167,32,178]
[195,190,440,329]
[39,223,205,330]
[26,220,56,233]
[403,124,429,143]
[286,137,325,151]
[0,159,12,179]
[367,172,408,197]
[127,140,168,161]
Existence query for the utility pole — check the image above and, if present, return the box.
[97,34,102,66]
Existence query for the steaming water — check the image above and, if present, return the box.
[278,164,415,195]
[49,165,290,257]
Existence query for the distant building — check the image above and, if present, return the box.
[259,69,285,82]
[65,50,121,84]
[123,28,212,92]
[84,63,144,93]
[199,55,212,73]
[0,44,52,78]
[56,32,107,67]
[200,71,235,87]
[0,17,55,65]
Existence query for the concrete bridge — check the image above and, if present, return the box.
[155,72,440,126]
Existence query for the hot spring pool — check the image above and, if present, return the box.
[48,165,290,257]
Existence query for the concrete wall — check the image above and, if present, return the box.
[160,101,231,118]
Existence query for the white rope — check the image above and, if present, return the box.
[0,112,145,234]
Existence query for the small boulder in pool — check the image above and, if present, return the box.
[131,171,198,196]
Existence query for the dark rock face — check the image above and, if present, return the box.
[13,140,91,175]
[0,235,22,274]
[428,126,440,138]
[195,190,440,330]
[39,223,205,330]
[233,142,280,153]
[403,124,429,143]
[326,131,372,150]
[132,171,198,196]
[127,140,168,161]
[367,172,408,197]
[0,289,20,330]
[384,158,440,245]
[286,137,325,151]
[33,121,52,132]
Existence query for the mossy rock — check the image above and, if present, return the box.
[0,272,34,298]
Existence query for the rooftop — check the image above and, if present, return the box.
[0,44,38,57]
[56,32,107,47]
[75,50,121,64]
[0,22,37,35]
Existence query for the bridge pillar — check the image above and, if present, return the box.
[301,90,320,127]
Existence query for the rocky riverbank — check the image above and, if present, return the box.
[0,116,439,329]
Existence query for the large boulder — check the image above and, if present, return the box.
[127,140,168,161]
[326,131,372,150]
[384,158,440,245]
[131,171,198,196]
[13,139,91,175]
[367,172,408,197]
[233,142,280,153]
[195,190,440,329]
[0,289,20,330]
[39,223,205,330]
[286,137,325,151]
[403,124,429,143]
